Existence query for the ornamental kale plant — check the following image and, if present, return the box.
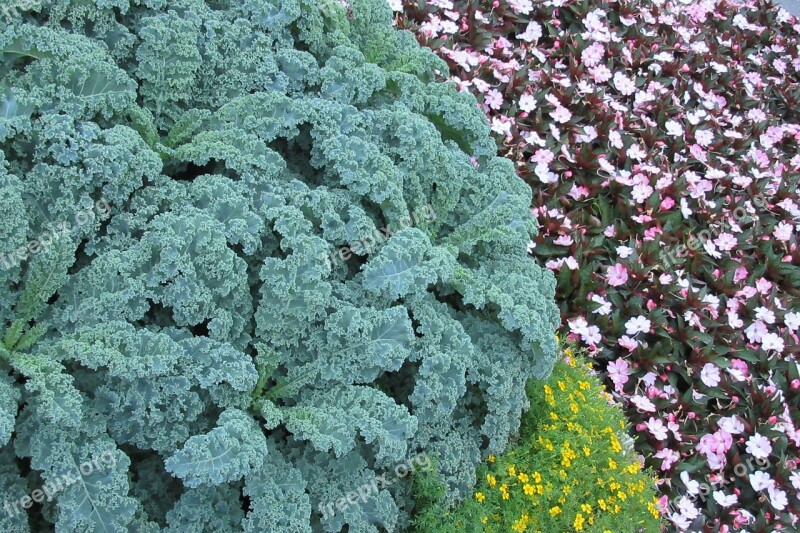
[0,0,560,531]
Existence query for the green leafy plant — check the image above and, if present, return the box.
[413,345,661,532]
[0,1,559,531]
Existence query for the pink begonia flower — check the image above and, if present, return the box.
[655,448,680,470]
[518,93,537,113]
[745,433,772,459]
[590,294,611,315]
[506,0,533,15]
[750,470,774,491]
[606,263,628,286]
[490,117,512,137]
[725,311,744,329]
[607,358,630,391]
[718,416,744,434]
[581,41,605,67]
[785,312,800,331]
[516,21,542,42]
[714,233,737,251]
[745,320,768,343]
[630,395,656,412]
[676,496,700,520]
[631,183,653,203]
[768,486,788,511]
[756,277,773,294]
[728,359,750,381]
[774,221,793,241]
[700,363,721,387]
[549,106,572,123]
[613,71,637,95]
[761,332,785,353]
[618,335,639,351]
[713,491,738,508]
[790,471,800,491]
[589,65,612,83]
[568,184,589,200]
[530,148,554,165]
[680,471,700,494]
[755,306,776,324]
[625,315,651,335]
[698,429,733,456]
[564,256,579,270]
[659,197,675,210]
[553,235,573,246]
[581,324,601,344]
[484,89,503,110]
[665,120,684,136]
[733,266,749,283]
[646,417,669,440]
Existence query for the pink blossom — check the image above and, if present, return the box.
[618,335,639,351]
[655,448,680,470]
[745,433,772,459]
[613,71,637,95]
[774,221,793,241]
[549,106,572,123]
[606,263,629,286]
[625,315,651,335]
[607,358,630,391]
[700,363,721,387]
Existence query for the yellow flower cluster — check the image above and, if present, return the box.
[467,350,661,532]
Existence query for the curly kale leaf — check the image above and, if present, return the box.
[165,409,268,488]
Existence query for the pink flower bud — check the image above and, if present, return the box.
[681,64,691,73]
[768,416,777,424]
[791,379,800,389]
[659,197,675,210]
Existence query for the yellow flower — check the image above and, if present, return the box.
[549,506,562,517]
[579,380,591,390]
[474,492,485,503]
[517,472,529,483]
[523,483,535,496]
[511,514,529,532]
[500,484,509,500]
[581,503,592,514]
[481,516,489,524]
[598,499,607,511]
[533,472,542,484]
[486,474,496,487]
[574,513,585,531]
[487,454,496,463]
[583,446,591,456]
[550,411,558,421]
[544,385,553,395]
[557,380,566,391]
[617,491,627,501]
[608,459,617,470]
[507,466,516,477]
